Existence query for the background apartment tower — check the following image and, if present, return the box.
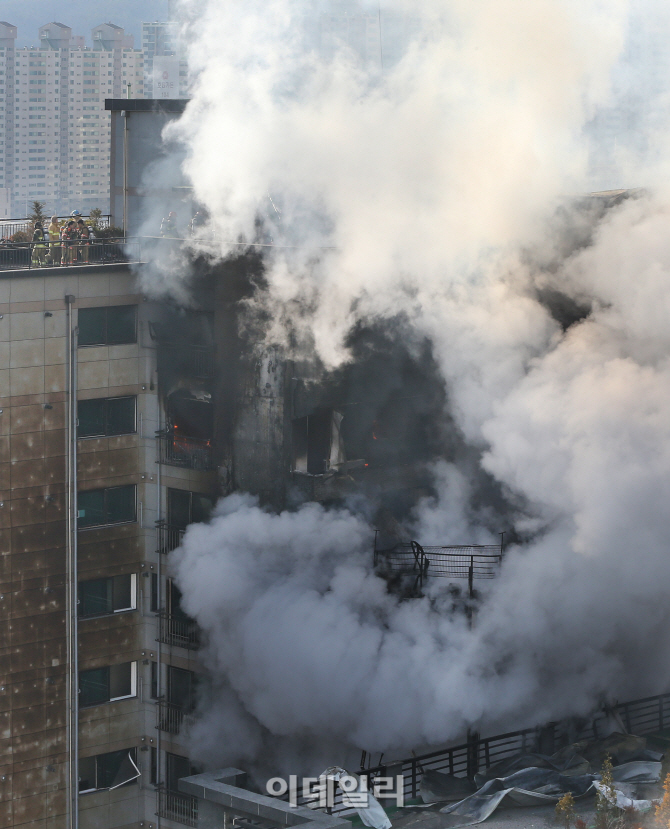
[0,22,144,218]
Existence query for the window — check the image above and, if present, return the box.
[167,489,213,530]
[79,662,137,707]
[78,305,137,347]
[78,484,136,528]
[78,574,136,617]
[78,396,136,438]
[166,753,198,793]
[167,666,196,712]
[79,748,140,793]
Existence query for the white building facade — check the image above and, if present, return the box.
[0,21,144,218]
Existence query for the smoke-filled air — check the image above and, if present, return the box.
[161,0,670,778]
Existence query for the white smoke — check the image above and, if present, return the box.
[162,0,670,776]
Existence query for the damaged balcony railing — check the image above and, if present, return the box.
[156,700,190,735]
[158,343,215,380]
[156,520,186,554]
[290,690,670,815]
[157,788,198,828]
[374,539,503,594]
[158,611,199,650]
[157,429,216,471]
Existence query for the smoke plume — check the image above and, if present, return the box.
[162,0,670,775]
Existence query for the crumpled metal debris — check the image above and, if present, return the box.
[320,766,392,829]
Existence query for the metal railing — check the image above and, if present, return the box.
[156,700,190,735]
[157,429,216,471]
[159,344,215,379]
[293,690,670,814]
[0,236,140,270]
[0,214,112,240]
[158,611,199,650]
[374,540,503,594]
[157,788,198,828]
[156,520,186,555]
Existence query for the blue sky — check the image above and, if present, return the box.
[0,0,170,47]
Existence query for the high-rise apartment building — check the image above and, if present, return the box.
[141,22,188,100]
[0,22,144,218]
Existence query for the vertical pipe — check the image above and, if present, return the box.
[156,396,162,826]
[122,110,129,238]
[64,294,79,829]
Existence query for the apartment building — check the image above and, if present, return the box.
[141,23,188,100]
[1,256,214,829]
[0,22,144,218]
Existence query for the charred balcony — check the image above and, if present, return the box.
[374,537,504,596]
[157,429,216,470]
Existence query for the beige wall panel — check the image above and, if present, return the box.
[9,367,45,397]
[9,312,45,342]
[10,431,45,463]
[43,337,66,366]
[78,274,110,298]
[10,340,45,370]
[77,359,110,390]
[44,364,66,394]
[44,310,67,339]
[108,358,139,387]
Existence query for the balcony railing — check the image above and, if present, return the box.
[0,214,112,240]
[156,700,191,735]
[0,236,140,270]
[156,520,186,555]
[157,429,216,471]
[157,788,198,828]
[158,611,199,650]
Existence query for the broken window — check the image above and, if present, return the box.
[167,488,213,530]
[293,408,345,475]
[78,484,136,528]
[78,305,137,346]
[79,748,140,793]
[78,574,136,617]
[79,662,136,707]
[78,396,136,437]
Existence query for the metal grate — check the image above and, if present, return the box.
[298,691,670,814]
[158,612,199,650]
[157,429,216,471]
[156,700,188,735]
[157,788,198,827]
[156,520,186,555]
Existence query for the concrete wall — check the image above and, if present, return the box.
[1,263,207,829]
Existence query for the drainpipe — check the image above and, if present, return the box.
[122,109,129,238]
[65,294,79,829]
[156,399,162,826]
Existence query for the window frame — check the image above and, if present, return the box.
[77,484,137,529]
[78,574,137,618]
[78,395,137,439]
[79,748,140,794]
[79,661,137,708]
[78,304,138,347]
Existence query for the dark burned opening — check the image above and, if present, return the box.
[167,392,214,442]
[292,408,344,475]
